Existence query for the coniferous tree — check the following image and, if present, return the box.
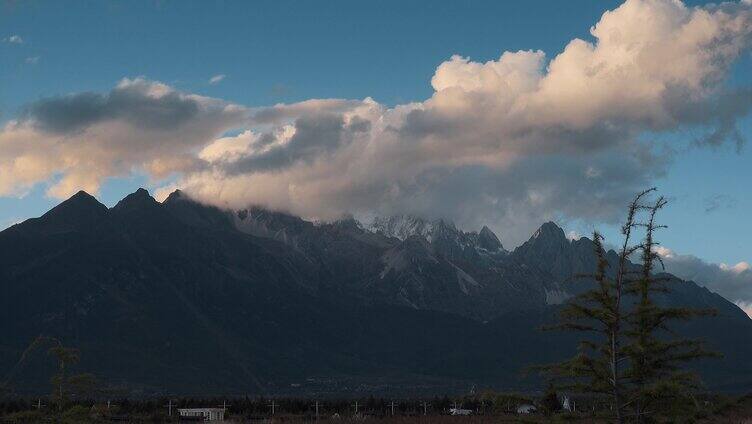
[543,189,654,423]
[622,195,717,423]
[48,345,80,411]
[541,382,562,415]
[543,188,716,423]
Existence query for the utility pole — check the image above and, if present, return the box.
[218,400,230,416]
[268,400,278,415]
[422,401,430,415]
[164,399,174,417]
[35,399,46,410]
[352,400,359,416]
[311,400,320,420]
[389,401,396,416]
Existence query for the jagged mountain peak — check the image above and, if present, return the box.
[512,221,571,265]
[112,187,158,211]
[39,189,107,222]
[478,225,503,251]
[69,189,98,202]
[370,215,434,241]
[5,190,109,235]
[532,221,567,241]
[370,214,462,242]
[54,189,105,209]
[330,215,365,231]
[163,188,186,204]
[233,205,313,242]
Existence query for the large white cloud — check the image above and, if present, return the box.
[1,0,751,247]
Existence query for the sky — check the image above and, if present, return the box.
[1,0,751,313]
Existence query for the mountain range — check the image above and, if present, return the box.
[1,188,750,396]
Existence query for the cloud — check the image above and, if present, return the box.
[737,301,752,318]
[25,56,40,65]
[658,247,752,317]
[1,0,752,247]
[2,35,23,44]
[209,74,226,85]
[703,194,738,213]
[0,78,247,198]
[177,0,752,244]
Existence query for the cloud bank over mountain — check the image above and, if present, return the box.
[1,0,751,246]
[657,246,752,317]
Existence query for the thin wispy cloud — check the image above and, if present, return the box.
[209,74,226,85]
[2,34,23,44]
[25,56,40,65]
[704,194,738,213]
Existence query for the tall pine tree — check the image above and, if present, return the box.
[543,189,653,423]
[544,189,716,423]
[622,194,717,423]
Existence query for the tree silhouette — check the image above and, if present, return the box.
[543,189,717,422]
[543,189,654,422]
[622,194,717,423]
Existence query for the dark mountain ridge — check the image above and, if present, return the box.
[0,189,750,396]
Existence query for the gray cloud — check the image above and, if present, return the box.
[22,80,205,133]
[250,99,364,125]
[658,247,751,317]
[226,113,348,174]
[664,87,752,150]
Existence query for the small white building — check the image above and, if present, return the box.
[178,408,225,421]
[516,404,537,414]
[562,395,572,412]
[449,407,473,415]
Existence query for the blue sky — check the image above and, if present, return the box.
[1,0,750,270]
